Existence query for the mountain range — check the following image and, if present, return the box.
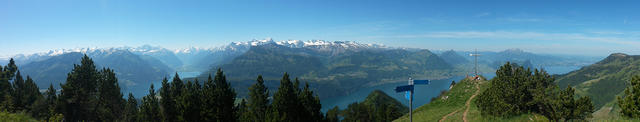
[0,39,600,98]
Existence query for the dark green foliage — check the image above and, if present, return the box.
[342,102,371,122]
[11,71,26,111]
[170,73,185,121]
[299,82,323,121]
[181,80,203,122]
[476,62,594,121]
[97,68,125,121]
[618,75,640,118]
[59,55,100,121]
[271,73,301,121]
[237,99,250,122]
[247,75,269,121]
[201,74,216,120]
[123,93,138,122]
[139,84,161,122]
[159,76,178,122]
[325,106,340,122]
[211,68,237,122]
[342,90,408,122]
[32,84,57,120]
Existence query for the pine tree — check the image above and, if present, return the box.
[0,65,11,106]
[237,99,250,122]
[202,74,216,120]
[96,68,125,121]
[11,70,25,111]
[248,75,269,121]
[181,80,203,122]
[299,82,323,121]
[325,106,340,122]
[139,84,161,122]
[59,54,100,121]
[170,73,184,121]
[619,75,640,118]
[159,77,178,122]
[123,93,138,122]
[23,76,42,110]
[23,76,44,118]
[44,84,57,120]
[271,72,300,121]
[212,68,236,121]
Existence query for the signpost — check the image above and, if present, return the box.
[395,78,430,122]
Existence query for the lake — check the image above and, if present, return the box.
[320,74,495,112]
[318,65,580,112]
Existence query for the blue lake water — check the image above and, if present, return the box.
[320,74,495,112]
[318,65,580,112]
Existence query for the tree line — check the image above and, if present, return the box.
[0,55,334,121]
[475,62,594,121]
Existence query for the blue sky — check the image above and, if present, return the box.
[1,0,639,57]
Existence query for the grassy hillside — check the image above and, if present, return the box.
[556,53,640,109]
[394,77,548,122]
[0,112,38,122]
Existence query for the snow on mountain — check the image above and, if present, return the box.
[5,39,387,66]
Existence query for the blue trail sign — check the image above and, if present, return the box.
[395,85,414,92]
[396,78,430,122]
[413,80,430,85]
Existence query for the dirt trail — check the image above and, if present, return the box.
[439,109,460,122]
[439,81,480,122]
[463,82,480,122]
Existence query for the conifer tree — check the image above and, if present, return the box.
[139,84,161,122]
[299,82,323,121]
[11,70,25,111]
[325,106,340,122]
[181,80,203,122]
[0,65,10,106]
[23,76,42,110]
[212,68,236,121]
[237,99,250,122]
[618,75,640,118]
[271,72,300,121]
[44,84,57,120]
[248,75,269,121]
[202,74,216,120]
[123,93,138,122]
[159,77,178,122]
[59,55,100,121]
[171,73,185,121]
[97,68,125,121]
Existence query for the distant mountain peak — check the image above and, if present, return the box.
[501,48,525,53]
[609,53,629,58]
[225,39,388,52]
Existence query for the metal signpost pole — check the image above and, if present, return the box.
[396,78,429,122]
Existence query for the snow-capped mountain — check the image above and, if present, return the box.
[230,38,386,50]
[1,39,388,71]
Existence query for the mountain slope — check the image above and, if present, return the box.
[19,50,172,97]
[439,50,469,65]
[556,53,640,109]
[199,43,456,98]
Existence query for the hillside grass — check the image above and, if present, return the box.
[0,111,38,122]
[394,77,547,122]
